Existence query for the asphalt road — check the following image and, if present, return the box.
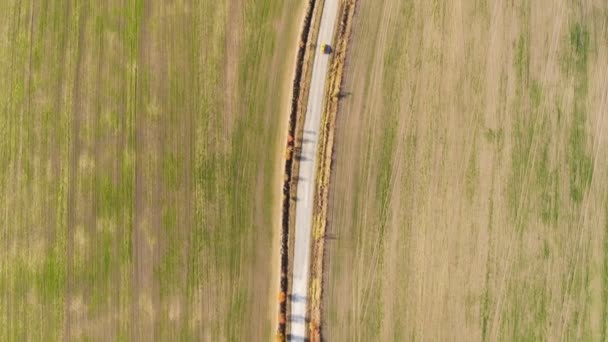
[289,0,340,339]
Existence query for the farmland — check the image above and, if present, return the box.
[324,0,608,340]
[0,0,302,340]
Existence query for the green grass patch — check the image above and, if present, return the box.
[465,138,479,202]
[568,148,592,204]
[35,249,66,303]
[569,22,590,74]
[163,152,180,190]
[515,33,530,84]
[157,205,180,298]
[566,22,593,203]
[501,265,548,341]
[507,109,534,226]
[536,137,560,225]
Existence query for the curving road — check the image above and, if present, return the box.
[289,0,340,339]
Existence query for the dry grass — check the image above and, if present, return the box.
[0,0,303,340]
[324,0,608,340]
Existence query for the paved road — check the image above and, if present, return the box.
[289,0,340,339]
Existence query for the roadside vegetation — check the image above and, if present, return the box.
[324,0,608,340]
[0,0,302,340]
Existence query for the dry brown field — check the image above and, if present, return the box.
[324,0,608,340]
[0,0,302,340]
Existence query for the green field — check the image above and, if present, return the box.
[324,0,608,340]
[0,0,302,340]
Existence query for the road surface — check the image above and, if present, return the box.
[289,0,340,339]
